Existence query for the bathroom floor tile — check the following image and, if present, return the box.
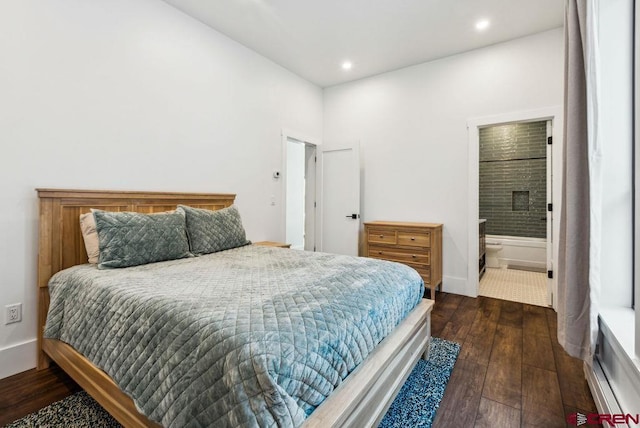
[479,268,548,307]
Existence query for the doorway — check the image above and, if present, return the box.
[467,107,562,309]
[478,120,550,306]
[283,132,361,256]
[285,136,316,251]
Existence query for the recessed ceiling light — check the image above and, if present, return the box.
[342,61,353,70]
[475,19,490,31]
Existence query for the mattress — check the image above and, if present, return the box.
[44,245,424,427]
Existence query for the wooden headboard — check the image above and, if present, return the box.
[36,189,236,369]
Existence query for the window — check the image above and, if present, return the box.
[634,0,640,359]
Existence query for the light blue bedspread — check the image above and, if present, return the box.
[45,245,423,427]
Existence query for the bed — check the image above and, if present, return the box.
[36,189,434,427]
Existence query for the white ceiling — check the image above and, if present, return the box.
[162,0,564,88]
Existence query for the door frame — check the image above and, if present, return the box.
[467,107,563,308]
[281,128,320,250]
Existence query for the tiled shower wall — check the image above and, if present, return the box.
[479,121,547,238]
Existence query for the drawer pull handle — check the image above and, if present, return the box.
[411,237,415,241]
[379,235,384,238]
[378,251,383,255]
[412,255,417,258]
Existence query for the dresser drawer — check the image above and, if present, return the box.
[406,263,431,284]
[367,229,397,245]
[368,246,431,265]
[397,231,431,247]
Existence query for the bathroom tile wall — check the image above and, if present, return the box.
[479,121,547,238]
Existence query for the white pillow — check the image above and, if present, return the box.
[79,212,99,264]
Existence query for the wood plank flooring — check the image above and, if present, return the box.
[0,364,80,426]
[433,292,598,428]
[0,293,597,427]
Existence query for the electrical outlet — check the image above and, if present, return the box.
[6,303,22,324]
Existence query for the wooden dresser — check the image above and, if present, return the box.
[364,221,443,300]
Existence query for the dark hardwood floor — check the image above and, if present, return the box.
[0,363,80,426]
[432,292,598,428]
[0,293,597,427]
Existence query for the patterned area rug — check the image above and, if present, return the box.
[5,391,120,428]
[379,337,460,428]
[6,338,459,428]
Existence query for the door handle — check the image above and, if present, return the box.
[346,214,360,219]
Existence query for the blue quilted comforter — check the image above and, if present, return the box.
[45,245,423,427]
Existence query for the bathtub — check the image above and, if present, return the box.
[485,234,547,271]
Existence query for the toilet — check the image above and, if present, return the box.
[485,240,503,268]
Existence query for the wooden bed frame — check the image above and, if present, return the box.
[36,188,434,428]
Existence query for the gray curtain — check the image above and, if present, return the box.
[557,0,598,362]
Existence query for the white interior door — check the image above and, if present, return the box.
[317,143,360,255]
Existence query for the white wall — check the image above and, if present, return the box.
[323,29,564,296]
[0,0,322,378]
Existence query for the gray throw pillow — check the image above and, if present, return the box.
[179,205,250,255]
[94,209,191,269]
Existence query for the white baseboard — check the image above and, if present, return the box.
[441,275,474,297]
[0,339,37,380]
[585,359,621,416]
